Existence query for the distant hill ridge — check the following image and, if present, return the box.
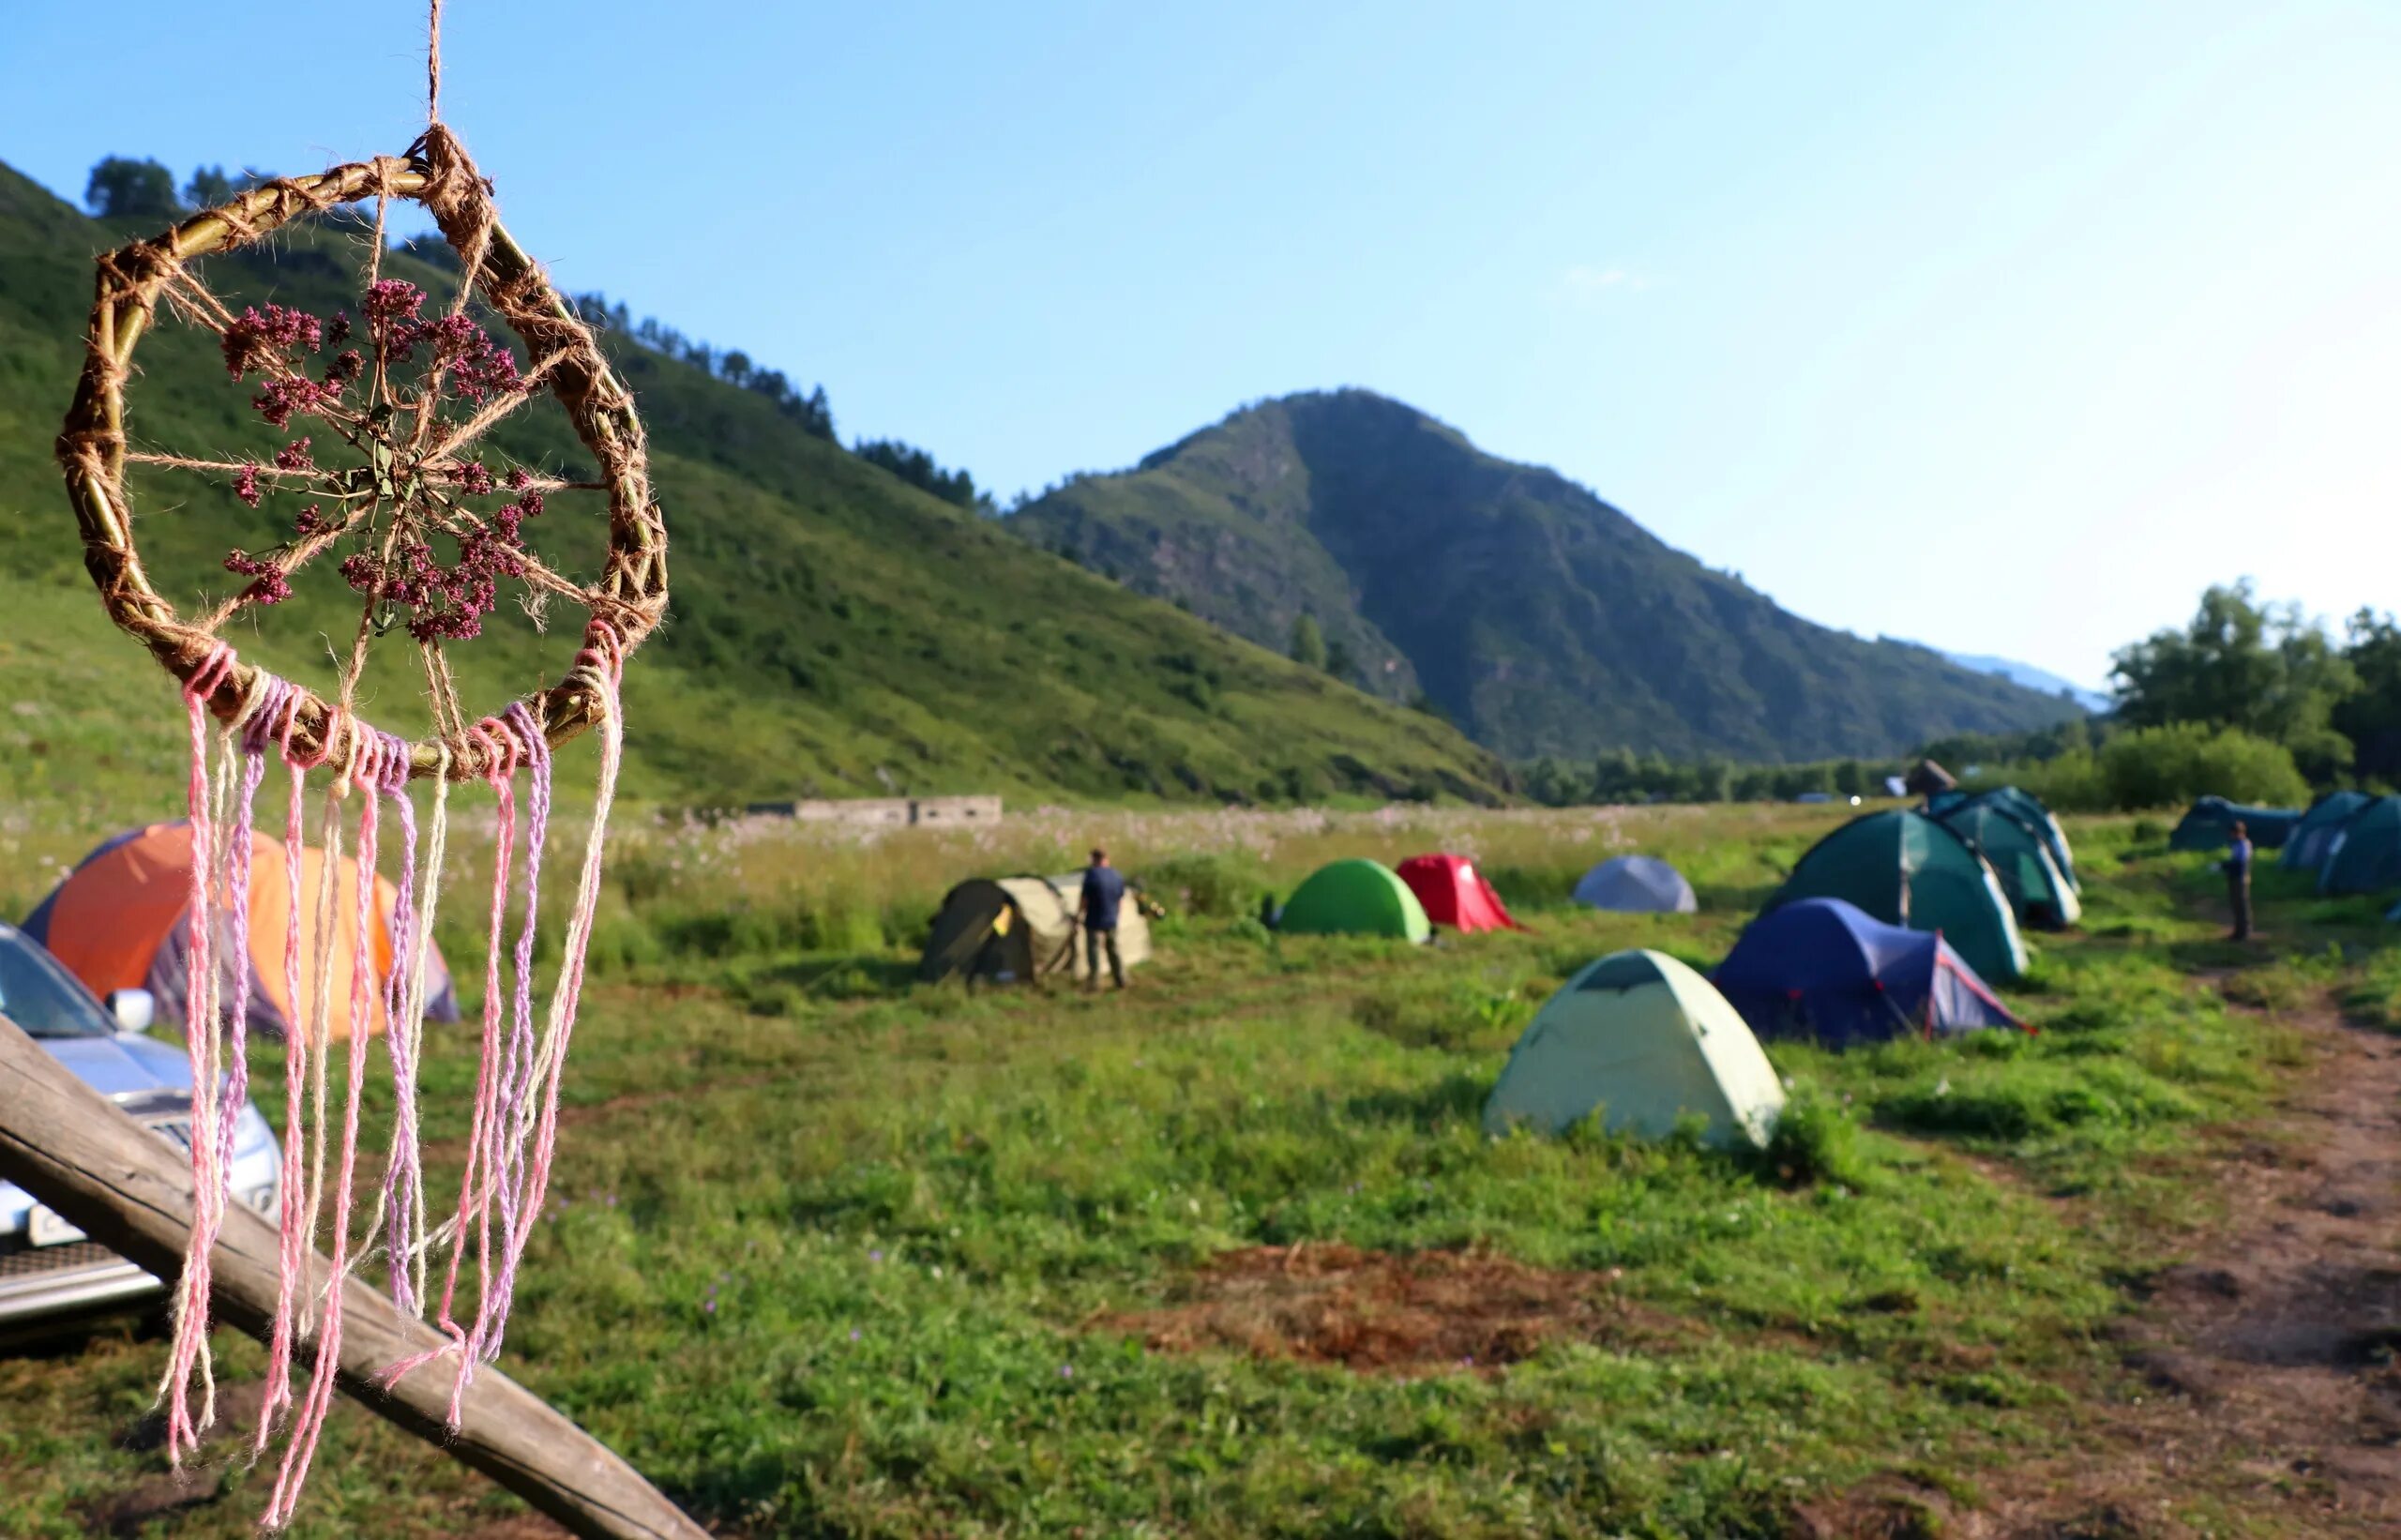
[0,162,1507,808]
[1008,389,2082,761]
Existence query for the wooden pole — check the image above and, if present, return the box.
[0,1014,709,1540]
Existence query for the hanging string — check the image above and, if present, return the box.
[256,685,325,1454]
[500,628,627,1309]
[156,642,234,1468]
[475,703,551,1360]
[427,0,444,127]
[267,731,390,1529]
[375,732,429,1315]
[384,724,513,1416]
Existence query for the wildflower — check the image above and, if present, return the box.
[452,460,493,495]
[252,376,330,428]
[293,505,332,538]
[849,1329,862,1342]
[702,1299,716,1314]
[364,279,427,359]
[324,349,365,389]
[231,463,262,507]
[1059,1364,1074,1380]
[868,1249,883,1264]
[221,304,324,379]
[273,437,313,472]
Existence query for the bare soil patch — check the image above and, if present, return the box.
[1101,1242,1681,1374]
[1971,1003,2401,1537]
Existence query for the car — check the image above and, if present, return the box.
[0,921,280,1329]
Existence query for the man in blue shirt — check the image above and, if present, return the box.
[2225,821,2254,942]
[1078,848,1128,989]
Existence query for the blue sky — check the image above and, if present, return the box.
[8,1,2398,690]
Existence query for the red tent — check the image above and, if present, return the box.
[1395,853,1522,933]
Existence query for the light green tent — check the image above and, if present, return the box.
[1935,799,2081,930]
[1771,810,2029,983]
[1275,859,1430,942]
[1484,950,1785,1148]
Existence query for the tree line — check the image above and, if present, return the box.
[82,156,992,514]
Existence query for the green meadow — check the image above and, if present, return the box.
[1,801,2385,1537]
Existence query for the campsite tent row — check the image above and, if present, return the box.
[2173,791,2401,901]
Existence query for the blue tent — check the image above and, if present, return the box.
[1712,897,2024,1049]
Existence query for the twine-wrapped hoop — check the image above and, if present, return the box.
[55,126,667,782]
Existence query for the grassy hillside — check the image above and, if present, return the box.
[0,163,1508,811]
[1009,389,2084,762]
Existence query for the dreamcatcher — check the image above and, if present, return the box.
[53,5,666,1523]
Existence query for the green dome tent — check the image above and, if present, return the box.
[2319,796,2401,897]
[1935,798,2081,930]
[1484,950,1785,1149]
[1275,859,1430,942]
[1964,786,2077,893]
[2169,797,2300,853]
[2284,791,2374,873]
[1770,810,2029,983]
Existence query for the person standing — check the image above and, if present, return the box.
[1078,847,1128,989]
[2225,821,2254,942]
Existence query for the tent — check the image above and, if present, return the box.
[1483,949,1785,1148]
[916,873,1154,984]
[1571,855,1698,914]
[23,822,457,1041]
[1713,898,2024,1049]
[1958,786,2077,892]
[2318,797,2401,897]
[1904,759,1958,797]
[2168,796,2300,852]
[1395,854,1521,933]
[1274,859,1430,941]
[1934,798,2081,929]
[2283,791,2374,872]
[1769,809,2029,983]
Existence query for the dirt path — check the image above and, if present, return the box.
[1976,999,2401,1538]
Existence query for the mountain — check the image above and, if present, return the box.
[0,162,1507,811]
[1940,653,2109,714]
[1007,390,2083,762]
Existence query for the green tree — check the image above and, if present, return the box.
[85,156,179,219]
[183,165,234,208]
[2111,579,2356,781]
[1289,613,1327,671]
[2335,609,2401,782]
[1323,638,1355,682]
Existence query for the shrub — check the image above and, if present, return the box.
[2096,723,2309,811]
[1754,1085,1864,1188]
[1141,850,1269,918]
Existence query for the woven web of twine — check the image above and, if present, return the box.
[56,122,668,782]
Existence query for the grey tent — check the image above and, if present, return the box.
[917,874,1152,985]
[1571,855,1698,913]
[2284,791,2374,872]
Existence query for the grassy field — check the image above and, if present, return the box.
[0,801,2388,1537]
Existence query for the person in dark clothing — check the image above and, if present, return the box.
[1078,848,1127,989]
[2225,821,2254,941]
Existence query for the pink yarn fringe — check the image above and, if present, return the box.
[157,642,235,1468]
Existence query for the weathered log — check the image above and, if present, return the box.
[0,1014,708,1540]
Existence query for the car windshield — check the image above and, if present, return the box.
[0,928,118,1039]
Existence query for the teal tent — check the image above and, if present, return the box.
[1770,810,2028,983]
[1935,798,2080,930]
[1274,859,1431,941]
[1484,950,1785,1148]
[2319,796,2401,897]
[2168,796,2300,852]
[2284,791,2374,873]
[1963,786,2076,892]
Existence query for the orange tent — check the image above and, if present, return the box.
[23,823,459,1041]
